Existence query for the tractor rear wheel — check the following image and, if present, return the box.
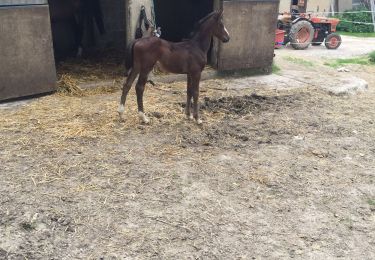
[290,20,314,50]
[325,33,342,49]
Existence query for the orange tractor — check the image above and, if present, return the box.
[276,0,342,50]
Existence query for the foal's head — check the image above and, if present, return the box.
[211,10,230,43]
[191,10,230,43]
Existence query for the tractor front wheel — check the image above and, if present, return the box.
[325,33,342,49]
[290,20,314,50]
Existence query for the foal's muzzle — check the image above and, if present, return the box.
[222,37,230,43]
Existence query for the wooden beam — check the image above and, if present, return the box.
[330,0,335,16]
[371,0,375,32]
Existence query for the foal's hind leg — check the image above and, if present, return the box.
[118,69,139,121]
[191,72,202,125]
[135,70,152,124]
[186,74,194,120]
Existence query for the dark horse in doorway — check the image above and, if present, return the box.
[49,0,105,59]
[118,10,230,124]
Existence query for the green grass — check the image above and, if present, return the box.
[324,57,371,68]
[368,199,375,206]
[324,52,375,68]
[337,31,375,38]
[283,56,314,67]
[370,51,375,63]
[272,63,281,74]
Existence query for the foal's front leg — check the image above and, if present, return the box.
[191,72,202,125]
[135,72,150,124]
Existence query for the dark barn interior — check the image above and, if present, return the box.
[48,0,126,61]
[48,0,215,60]
[154,0,214,42]
[48,0,214,59]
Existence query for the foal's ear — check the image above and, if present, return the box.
[216,9,224,19]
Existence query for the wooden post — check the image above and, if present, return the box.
[330,0,335,16]
[371,0,375,33]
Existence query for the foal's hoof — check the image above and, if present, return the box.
[142,118,150,124]
[138,112,150,124]
[118,113,125,122]
[196,119,203,125]
[118,105,125,113]
[186,114,194,121]
[118,105,125,121]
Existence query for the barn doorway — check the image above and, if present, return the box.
[48,0,126,60]
[48,0,127,88]
[154,0,214,42]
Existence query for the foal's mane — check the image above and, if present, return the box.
[188,11,218,38]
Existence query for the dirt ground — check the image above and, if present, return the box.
[1,36,375,259]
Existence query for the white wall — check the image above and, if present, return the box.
[279,0,334,13]
[279,0,353,13]
[338,0,354,12]
[125,0,153,45]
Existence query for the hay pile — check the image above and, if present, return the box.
[57,75,84,96]
[0,74,329,186]
[56,48,125,95]
[0,78,236,147]
[57,48,125,80]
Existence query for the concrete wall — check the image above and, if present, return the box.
[338,0,353,12]
[0,5,56,101]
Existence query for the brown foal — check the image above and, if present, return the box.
[118,10,230,124]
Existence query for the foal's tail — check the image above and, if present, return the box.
[124,41,136,76]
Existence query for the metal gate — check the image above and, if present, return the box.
[0,0,56,101]
[216,0,279,71]
[0,0,47,6]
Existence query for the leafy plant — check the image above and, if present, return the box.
[336,7,374,33]
[369,51,375,63]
